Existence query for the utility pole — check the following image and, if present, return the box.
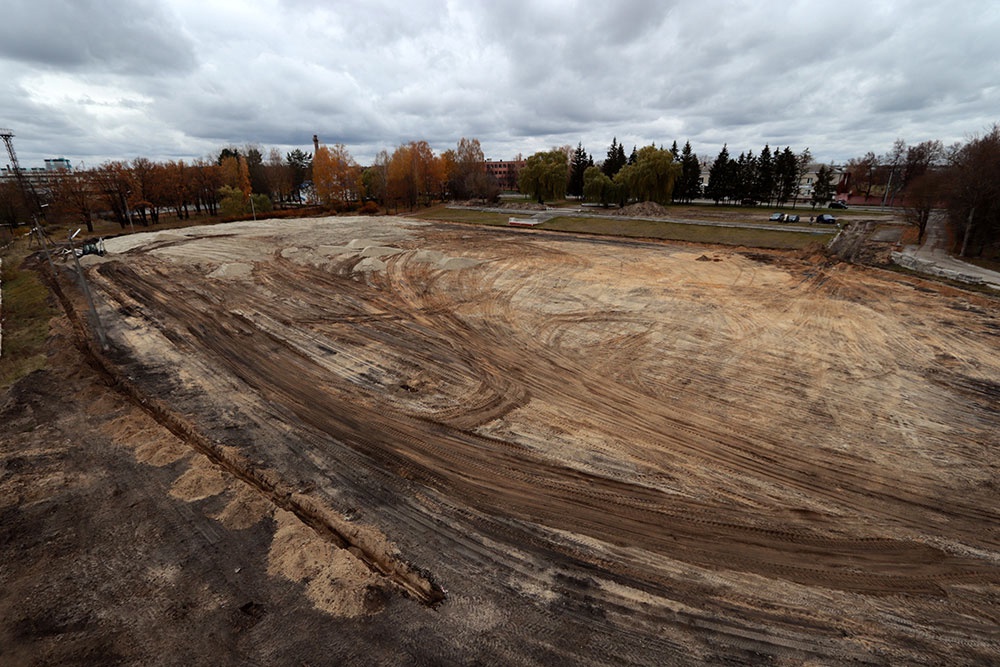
[1,128,44,221]
[2,128,55,278]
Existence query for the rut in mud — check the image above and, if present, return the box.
[56,216,1000,664]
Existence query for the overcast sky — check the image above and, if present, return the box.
[2,0,998,169]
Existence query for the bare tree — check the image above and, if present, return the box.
[881,139,907,207]
[92,162,132,228]
[846,152,878,202]
[946,125,1000,257]
[903,170,945,244]
[51,169,97,232]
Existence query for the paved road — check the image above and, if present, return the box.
[897,213,1000,290]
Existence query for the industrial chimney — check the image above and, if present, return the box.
[313,134,319,153]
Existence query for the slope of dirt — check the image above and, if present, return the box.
[4,215,999,665]
[613,201,669,217]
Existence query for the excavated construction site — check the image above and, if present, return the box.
[2,215,999,665]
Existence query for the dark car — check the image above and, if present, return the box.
[785,214,800,223]
[768,212,785,222]
[816,214,837,224]
[829,201,848,209]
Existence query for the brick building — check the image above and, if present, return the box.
[484,159,525,192]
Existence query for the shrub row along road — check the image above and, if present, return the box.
[5,215,998,665]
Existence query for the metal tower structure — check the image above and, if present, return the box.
[1,128,44,218]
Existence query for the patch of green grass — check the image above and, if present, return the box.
[1,242,57,389]
[416,205,833,249]
[413,205,523,226]
[543,216,833,249]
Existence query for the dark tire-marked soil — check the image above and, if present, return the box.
[3,215,999,665]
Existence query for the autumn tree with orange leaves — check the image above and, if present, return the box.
[386,141,443,209]
[312,143,364,208]
[219,154,251,196]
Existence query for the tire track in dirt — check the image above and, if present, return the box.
[92,257,1000,598]
[80,221,1000,663]
[80,262,447,607]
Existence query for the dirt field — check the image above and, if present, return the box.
[3,215,999,665]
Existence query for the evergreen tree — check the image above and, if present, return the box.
[706,145,731,204]
[670,140,679,161]
[286,149,312,201]
[774,147,798,206]
[217,146,240,164]
[627,146,638,165]
[754,144,774,205]
[602,138,626,178]
[734,151,757,203]
[568,143,589,198]
[811,164,834,208]
[244,146,268,196]
[726,157,739,202]
[676,141,701,203]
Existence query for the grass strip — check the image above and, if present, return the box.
[544,216,833,249]
[1,241,57,389]
[414,206,833,250]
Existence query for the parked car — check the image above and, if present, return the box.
[785,214,800,223]
[829,200,848,209]
[768,212,785,222]
[816,214,837,224]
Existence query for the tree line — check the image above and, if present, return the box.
[518,138,702,207]
[704,144,817,208]
[3,125,997,259]
[0,144,313,233]
[0,137,506,231]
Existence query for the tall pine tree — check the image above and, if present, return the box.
[734,150,757,203]
[754,144,774,205]
[774,146,798,206]
[676,141,701,203]
[602,137,627,178]
[568,143,589,197]
[706,145,731,204]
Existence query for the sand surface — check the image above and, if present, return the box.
[4,215,998,665]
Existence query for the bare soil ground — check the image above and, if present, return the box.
[3,215,1000,665]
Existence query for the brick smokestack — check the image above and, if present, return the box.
[313,134,319,153]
